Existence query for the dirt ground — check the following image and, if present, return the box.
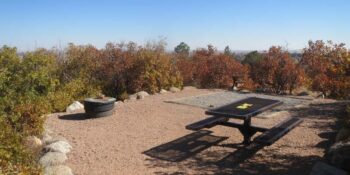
[46,88,345,175]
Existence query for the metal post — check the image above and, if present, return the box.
[242,117,253,144]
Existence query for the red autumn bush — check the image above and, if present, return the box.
[300,40,350,98]
[251,46,305,94]
[176,45,254,89]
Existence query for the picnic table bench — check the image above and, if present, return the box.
[186,97,302,145]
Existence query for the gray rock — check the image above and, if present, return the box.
[66,101,84,113]
[183,86,196,90]
[336,128,350,142]
[136,91,149,99]
[309,161,347,175]
[257,111,290,119]
[169,87,181,93]
[24,136,43,155]
[329,141,350,171]
[128,94,137,100]
[43,127,54,136]
[232,86,239,91]
[294,104,307,108]
[159,89,167,94]
[39,152,67,167]
[44,165,73,175]
[240,89,251,94]
[42,133,53,145]
[297,91,310,96]
[114,101,123,106]
[45,141,72,154]
[45,136,68,145]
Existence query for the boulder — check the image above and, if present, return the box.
[309,161,347,175]
[159,89,167,94]
[42,133,53,145]
[44,165,73,175]
[44,127,54,135]
[24,136,43,155]
[329,141,350,171]
[336,128,350,142]
[44,141,72,154]
[114,101,123,106]
[136,91,149,99]
[297,91,310,96]
[240,89,251,94]
[169,87,181,93]
[183,86,196,90]
[258,111,290,119]
[232,86,239,91]
[128,94,137,100]
[66,101,84,113]
[45,136,68,145]
[294,104,307,109]
[39,152,67,167]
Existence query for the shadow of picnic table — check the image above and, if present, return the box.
[143,130,320,175]
[143,101,347,175]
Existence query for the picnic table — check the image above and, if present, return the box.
[186,97,302,145]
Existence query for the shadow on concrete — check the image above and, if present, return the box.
[58,113,87,120]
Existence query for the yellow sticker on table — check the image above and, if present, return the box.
[236,103,253,109]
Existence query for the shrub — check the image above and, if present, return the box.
[174,42,190,56]
[49,79,101,112]
[197,54,245,88]
[241,51,263,67]
[0,47,56,135]
[0,46,54,174]
[99,41,182,98]
[129,48,183,93]
[53,43,102,108]
[178,45,253,89]
[175,57,195,85]
[251,46,305,94]
[300,40,350,98]
[98,42,136,99]
[0,118,42,175]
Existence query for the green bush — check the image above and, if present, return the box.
[49,79,101,112]
[0,46,56,174]
[0,116,42,175]
[0,48,57,135]
[129,48,183,94]
[51,43,102,110]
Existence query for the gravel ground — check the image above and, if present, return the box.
[46,88,343,175]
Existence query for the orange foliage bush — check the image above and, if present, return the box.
[99,41,182,99]
[300,40,350,98]
[175,55,195,85]
[251,46,305,94]
[176,45,254,89]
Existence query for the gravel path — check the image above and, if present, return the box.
[46,88,342,175]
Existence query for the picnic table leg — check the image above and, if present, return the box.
[241,117,255,145]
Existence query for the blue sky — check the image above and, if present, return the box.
[0,0,349,51]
